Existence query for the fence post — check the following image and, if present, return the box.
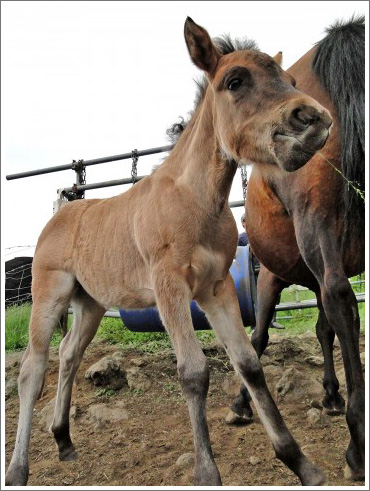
[53,189,68,214]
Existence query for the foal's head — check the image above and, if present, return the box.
[184,18,332,172]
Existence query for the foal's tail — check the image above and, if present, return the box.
[313,16,365,238]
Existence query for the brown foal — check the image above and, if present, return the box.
[6,18,332,486]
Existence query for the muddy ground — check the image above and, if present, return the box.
[5,332,365,487]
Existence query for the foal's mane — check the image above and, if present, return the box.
[312,16,365,236]
[166,35,259,145]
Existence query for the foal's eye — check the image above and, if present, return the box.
[227,78,242,91]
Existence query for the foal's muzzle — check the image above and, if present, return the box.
[273,101,332,172]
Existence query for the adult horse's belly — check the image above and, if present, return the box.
[245,172,316,288]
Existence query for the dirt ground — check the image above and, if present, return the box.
[5,332,365,487]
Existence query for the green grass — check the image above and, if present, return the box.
[5,303,65,352]
[274,277,365,335]
[4,274,365,352]
[96,316,172,353]
[5,303,32,351]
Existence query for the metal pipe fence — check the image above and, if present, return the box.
[6,145,174,181]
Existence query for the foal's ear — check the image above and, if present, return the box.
[184,17,221,77]
[273,51,283,66]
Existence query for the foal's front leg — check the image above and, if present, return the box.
[153,265,221,486]
[229,266,287,423]
[197,273,325,486]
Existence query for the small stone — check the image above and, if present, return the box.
[86,403,129,427]
[175,452,194,468]
[126,367,151,390]
[307,408,322,425]
[5,378,18,400]
[305,355,324,367]
[249,456,261,465]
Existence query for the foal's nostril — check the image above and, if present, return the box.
[290,106,320,129]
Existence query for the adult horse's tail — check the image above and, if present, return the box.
[313,16,365,239]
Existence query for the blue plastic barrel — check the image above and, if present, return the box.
[120,245,257,332]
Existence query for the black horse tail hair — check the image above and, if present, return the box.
[313,15,365,237]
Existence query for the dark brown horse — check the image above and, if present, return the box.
[5,18,332,486]
[228,17,365,481]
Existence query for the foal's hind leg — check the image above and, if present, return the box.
[5,270,76,486]
[153,265,221,485]
[51,289,105,461]
[198,274,325,486]
[315,295,345,414]
[228,266,288,424]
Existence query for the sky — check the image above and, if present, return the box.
[1,1,368,260]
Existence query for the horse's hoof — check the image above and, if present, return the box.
[305,470,326,486]
[322,405,346,416]
[344,463,365,481]
[5,463,29,486]
[194,464,222,485]
[225,409,253,425]
[300,462,326,486]
[322,394,346,415]
[59,447,78,461]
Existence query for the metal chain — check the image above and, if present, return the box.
[131,149,138,185]
[70,159,86,199]
[240,165,248,201]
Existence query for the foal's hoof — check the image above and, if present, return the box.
[194,466,222,486]
[322,393,346,416]
[344,463,365,481]
[305,469,326,486]
[5,464,29,486]
[59,446,78,462]
[300,464,326,486]
[225,409,253,425]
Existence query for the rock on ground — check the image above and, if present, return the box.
[85,356,127,390]
[85,400,129,427]
[275,367,323,404]
[125,367,151,391]
[175,453,195,468]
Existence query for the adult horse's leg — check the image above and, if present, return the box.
[5,270,76,486]
[51,289,105,461]
[198,273,325,486]
[228,266,288,424]
[153,264,221,485]
[315,294,345,414]
[322,276,364,479]
[297,232,365,479]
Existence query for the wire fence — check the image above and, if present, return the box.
[5,253,365,313]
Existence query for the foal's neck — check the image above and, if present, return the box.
[165,89,237,214]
